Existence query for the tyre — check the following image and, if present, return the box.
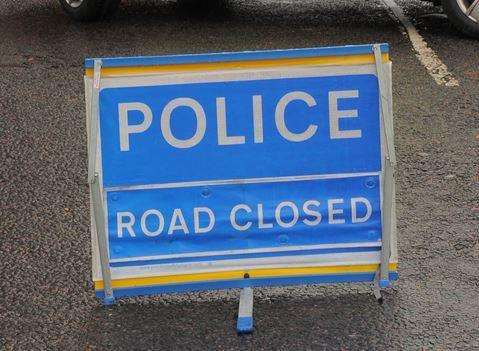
[442,0,479,38]
[59,0,120,21]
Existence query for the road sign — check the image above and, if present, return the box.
[85,43,398,331]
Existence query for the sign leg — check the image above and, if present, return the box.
[237,287,254,334]
[373,43,396,289]
[373,270,384,305]
[91,174,115,306]
[379,159,394,288]
[88,59,115,306]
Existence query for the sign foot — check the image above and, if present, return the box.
[102,295,116,306]
[373,270,385,305]
[373,284,384,305]
[237,287,254,334]
[379,279,390,288]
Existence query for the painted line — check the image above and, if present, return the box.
[104,172,380,192]
[94,262,398,290]
[381,0,459,87]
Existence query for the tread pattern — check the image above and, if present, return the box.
[442,0,479,37]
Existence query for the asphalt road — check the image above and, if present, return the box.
[1,0,478,350]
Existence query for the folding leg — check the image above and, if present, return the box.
[373,270,384,305]
[237,287,254,334]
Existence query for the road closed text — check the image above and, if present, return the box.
[115,197,374,238]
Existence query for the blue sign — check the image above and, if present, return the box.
[86,44,397,301]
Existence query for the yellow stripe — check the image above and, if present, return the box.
[94,263,398,290]
[85,53,389,77]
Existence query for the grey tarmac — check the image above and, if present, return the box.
[0,0,478,350]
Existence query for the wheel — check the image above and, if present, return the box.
[442,0,479,37]
[59,0,120,21]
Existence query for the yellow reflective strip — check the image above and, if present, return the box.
[85,53,389,77]
[94,263,398,290]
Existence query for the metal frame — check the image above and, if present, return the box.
[373,44,397,292]
[88,59,115,305]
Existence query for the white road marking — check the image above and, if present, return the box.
[381,0,459,87]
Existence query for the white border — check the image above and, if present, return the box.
[110,251,386,280]
[105,172,380,192]
[88,64,378,89]
[110,241,381,263]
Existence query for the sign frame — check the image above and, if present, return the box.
[85,44,397,331]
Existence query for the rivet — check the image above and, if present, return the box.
[365,177,376,188]
[201,187,211,198]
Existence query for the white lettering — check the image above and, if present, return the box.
[329,90,361,139]
[302,200,322,226]
[216,97,246,145]
[140,209,164,237]
[230,204,252,231]
[351,197,372,223]
[257,203,273,229]
[117,212,135,238]
[161,97,206,148]
[168,208,190,234]
[118,102,153,151]
[275,201,299,228]
[328,199,345,224]
[275,91,318,142]
[252,95,264,143]
[193,207,215,234]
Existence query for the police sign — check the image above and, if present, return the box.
[85,44,397,332]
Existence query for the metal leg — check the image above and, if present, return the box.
[91,174,115,305]
[379,157,393,289]
[237,287,254,334]
[373,44,396,289]
[87,59,114,306]
[373,270,384,305]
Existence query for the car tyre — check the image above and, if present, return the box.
[442,0,479,38]
[59,0,121,21]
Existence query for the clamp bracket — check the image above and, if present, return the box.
[237,287,254,334]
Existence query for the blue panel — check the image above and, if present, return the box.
[107,176,381,261]
[95,272,399,299]
[85,43,388,68]
[100,74,380,187]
